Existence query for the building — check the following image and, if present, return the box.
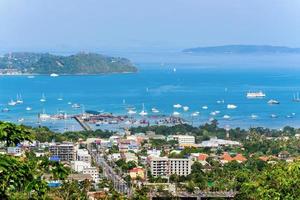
[129,167,145,180]
[169,135,195,145]
[150,157,192,177]
[49,142,75,162]
[220,152,247,164]
[83,167,99,182]
[122,152,138,163]
[76,149,91,163]
[7,146,22,156]
[200,137,241,148]
[71,161,91,172]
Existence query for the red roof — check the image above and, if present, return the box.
[198,153,208,161]
[129,167,144,173]
[233,154,247,162]
[222,152,233,161]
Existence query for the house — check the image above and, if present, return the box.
[71,160,91,172]
[220,152,247,164]
[129,167,145,180]
[76,149,91,163]
[278,151,290,160]
[7,146,23,156]
[83,167,99,183]
[122,152,138,163]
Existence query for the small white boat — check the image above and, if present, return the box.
[139,103,148,116]
[215,110,220,114]
[173,68,177,72]
[50,73,59,77]
[57,94,63,101]
[151,108,160,113]
[27,75,35,79]
[223,115,231,119]
[247,91,266,98]
[183,106,189,111]
[40,94,46,102]
[72,103,81,109]
[210,111,217,116]
[270,114,278,118]
[191,111,199,117]
[26,107,32,111]
[18,118,24,122]
[202,105,208,110]
[2,108,10,112]
[216,100,225,104]
[227,104,237,109]
[292,112,296,116]
[128,109,137,115]
[173,104,182,108]
[172,111,180,116]
[268,99,280,105]
[251,114,258,119]
[16,94,23,104]
[67,102,72,105]
[8,100,17,106]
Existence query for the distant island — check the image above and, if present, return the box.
[0,52,137,75]
[182,45,300,54]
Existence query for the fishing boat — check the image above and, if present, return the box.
[173,104,182,108]
[40,93,46,102]
[183,106,189,111]
[247,91,266,98]
[268,99,280,105]
[227,104,237,109]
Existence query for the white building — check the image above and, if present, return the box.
[83,167,99,182]
[200,137,240,148]
[7,147,22,156]
[76,149,91,163]
[150,157,192,177]
[49,142,75,162]
[71,160,91,172]
[169,135,195,145]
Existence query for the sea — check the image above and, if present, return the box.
[1,51,300,132]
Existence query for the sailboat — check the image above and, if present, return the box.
[16,94,23,104]
[40,93,46,102]
[139,103,148,116]
[8,99,17,106]
[57,94,63,101]
[151,108,159,113]
[293,92,300,102]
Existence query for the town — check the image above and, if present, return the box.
[1,120,300,199]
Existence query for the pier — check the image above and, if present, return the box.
[73,116,92,131]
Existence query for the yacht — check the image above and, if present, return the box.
[247,91,266,98]
[26,107,32,111]
[40,94,46,102]
[8,100,17,106]
[293,92,300,102]
[67,102,72,105]
[72,103,81,109]
[216,100,225,104]
[2,108,10,112]
[183,106,189,111]
[173,104,182,108]
[251,114,258,119]
[270,114,278,118]
[191,111,199,117]
[227,104,237,109]
[223,115,231,119]
[172,111,180,116]
[268,99,280,105]
[202,105,208,110]
[139,103,148,116]
[50,73,59,77]
[16,94,23,104]
[57,94,63,101]
[127,109,137,115]
[151,108,160,113]
[18,118,24,122]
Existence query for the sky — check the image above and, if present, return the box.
[0,0,300,52]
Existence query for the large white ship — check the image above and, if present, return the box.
[246,91,266,98]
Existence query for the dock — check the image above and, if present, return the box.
[73,116,92,131]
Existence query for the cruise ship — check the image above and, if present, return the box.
[246,91,266,98]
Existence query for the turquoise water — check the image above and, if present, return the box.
[1,53,300,130]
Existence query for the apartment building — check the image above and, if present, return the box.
[49,142,75,162]
[150,157,192,177]
[169,135,195,145]
[76,149,91,163]
[83,167,99,182]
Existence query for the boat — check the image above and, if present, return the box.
[40,94,46,102]
[173,68,177,72]
[202,105,208,110]
[268,99,280,105]
[247,91,266,98]
[16,94,23,104]
[151,108,160,113]
[8,99,17,106]
[127,109,137,115]
[18,118,24,122]
[173,104,182,108]
[227,104,237,109]
[50,73,59,77]
[27,75,35,79]
[26,107,32,111]
[223,115,230,119]
[183,106,189,111]
[57,94,63,101]
[293,92,300,102]
[216,100,225,104]
[39,110,51,121]
[67,102,72,105]
[270,114,278,118]
[2,108,10,112]
[172,111,180,116]
[72,103,81,109]
[139,103,148,116]
[251,114,258,119]
[215,110,220,114]
[191,111,199,117]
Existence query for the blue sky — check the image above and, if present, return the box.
[0,0,300,52]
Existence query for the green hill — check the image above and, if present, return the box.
[0,52,137,74]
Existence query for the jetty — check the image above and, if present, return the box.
[73,116,92,131]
